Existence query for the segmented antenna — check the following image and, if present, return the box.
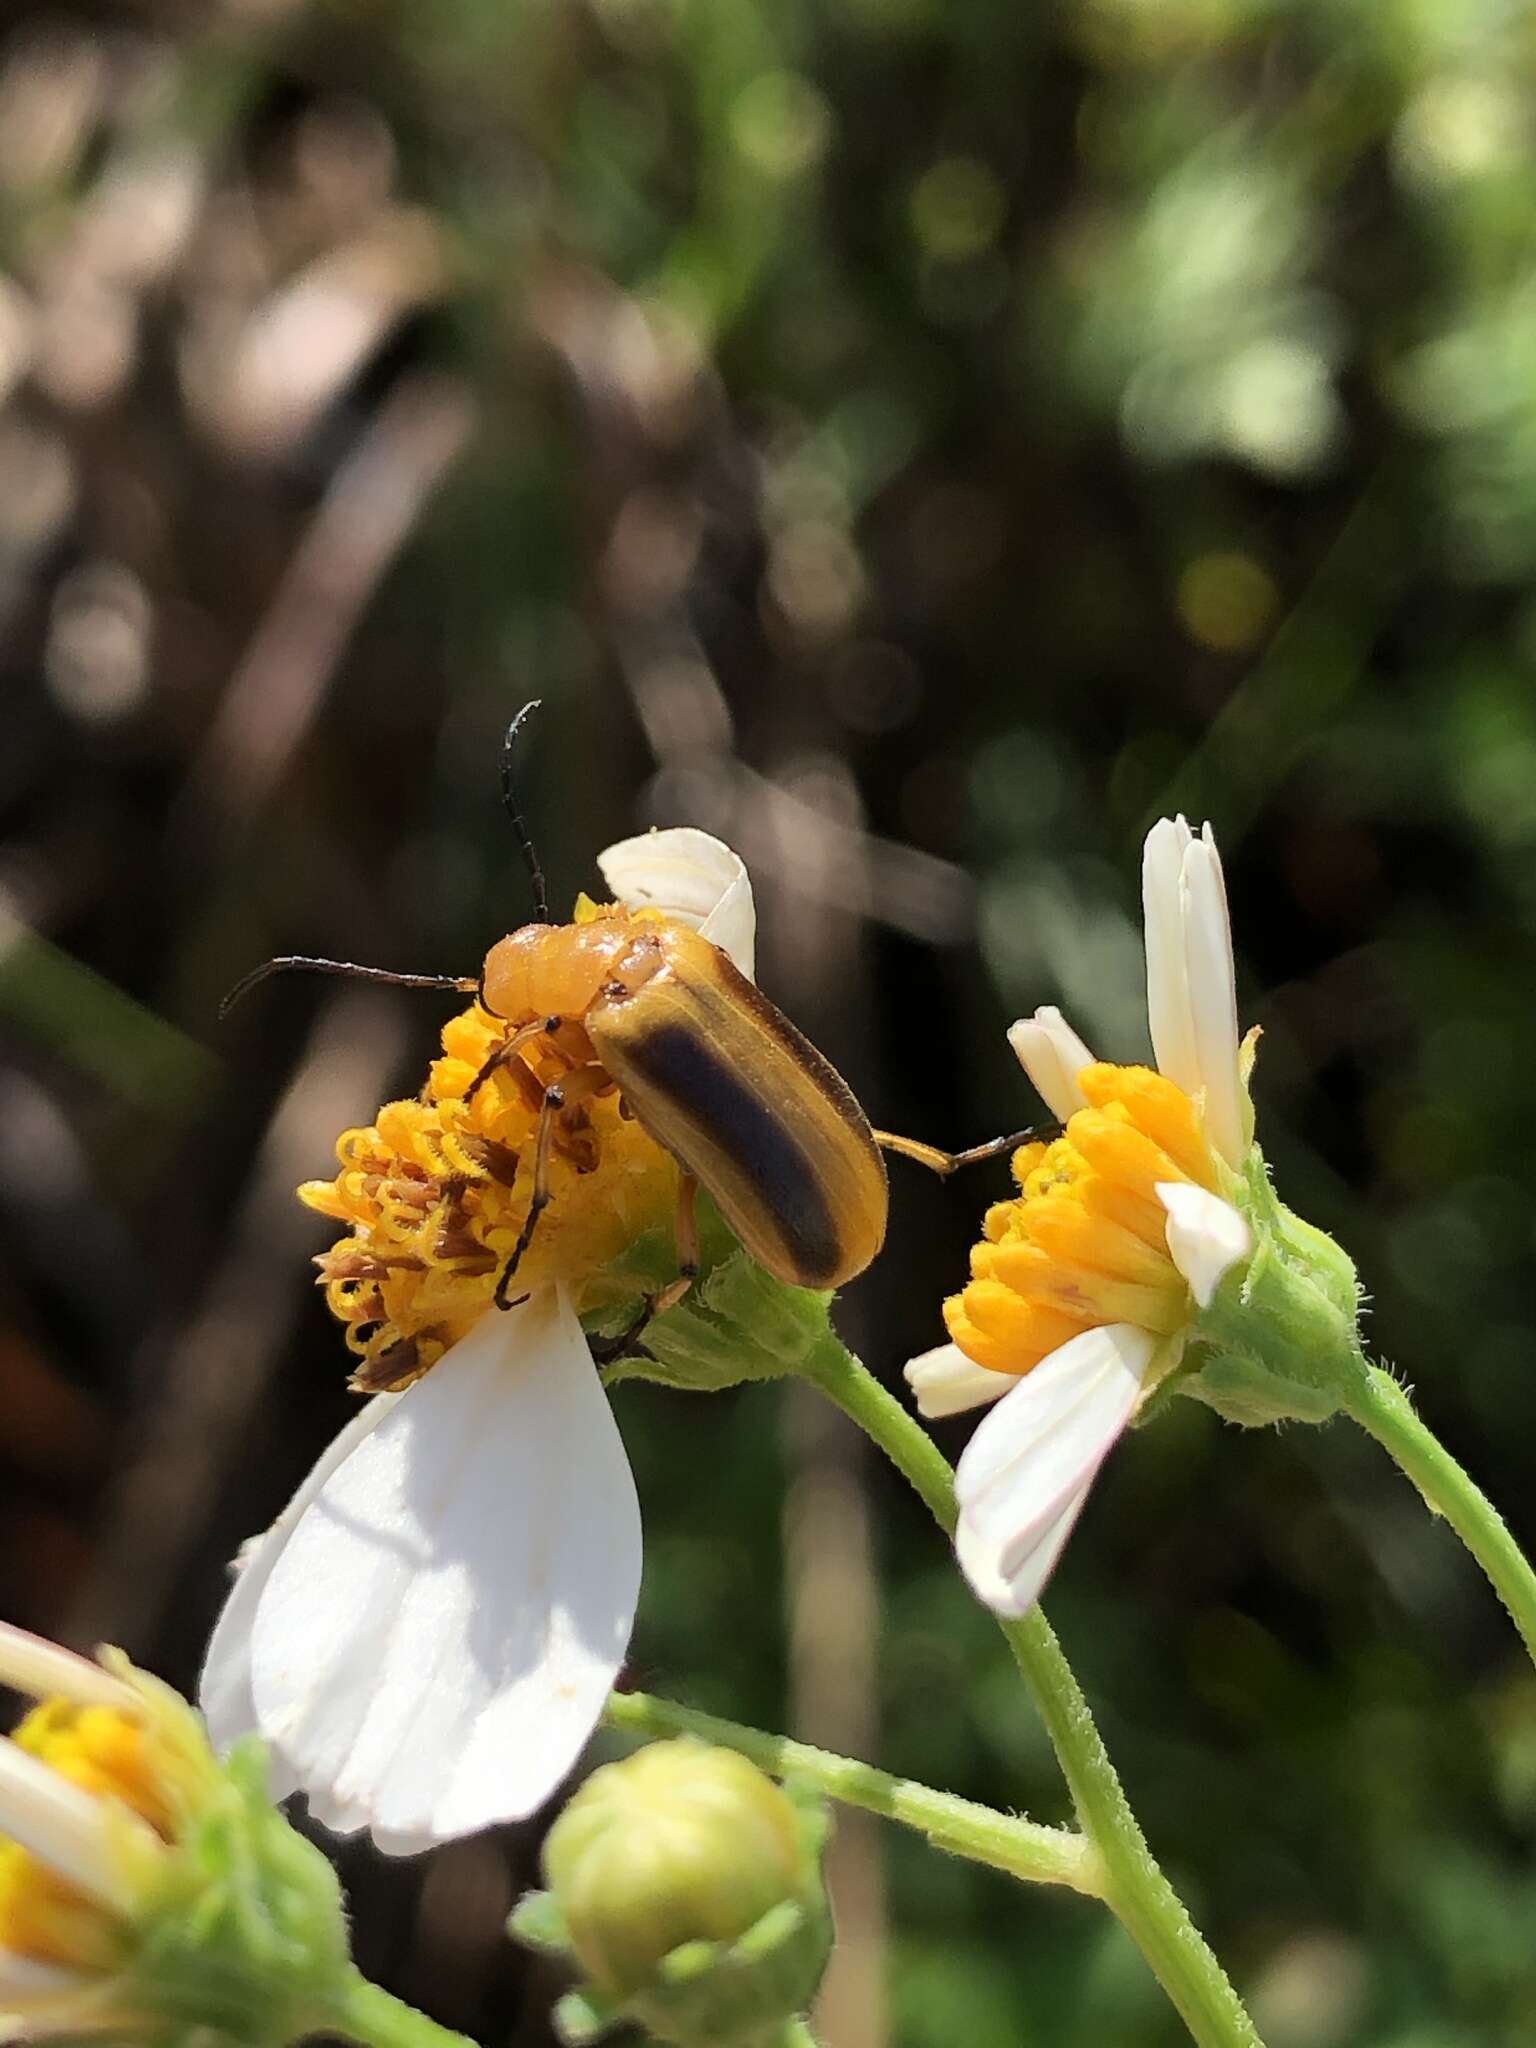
[219,957,475,1020]
[501,699,550,923]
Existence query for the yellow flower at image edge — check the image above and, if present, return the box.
[200,830,760,1857]
[0,1623,348,2042]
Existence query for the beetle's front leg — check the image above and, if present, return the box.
[494,1082,562,1308]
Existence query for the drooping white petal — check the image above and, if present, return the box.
[956,1476,1095,1619]
[1142,815,1200,1099]
[953,1324,1155,1617]
[198,1393,401,1786]
[248,1288,641,1854]
[1157,1181,1251,1308]
[597,827,755,980]
[0,1742,146,1913]
[1006,1007,1097,1122]
[1181,828,1245,1166]
[903,1343,1016,1419]
[0,1628,134,1716]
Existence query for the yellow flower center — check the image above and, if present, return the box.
[944,1062,1221,1377]
[302,905,680,1391]
[0,1699,168,1969]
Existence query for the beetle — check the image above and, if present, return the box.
[224,703,1037,1332]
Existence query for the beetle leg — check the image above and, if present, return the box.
[873,1125,1058,1177]
[587,1173,699,1363]
[463,1017,549,1103]
[652,1172,700,1316]
[493,1081,564,1308]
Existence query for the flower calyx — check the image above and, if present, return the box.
[1172,1148,1370,1428]
[510,1738,833,2048]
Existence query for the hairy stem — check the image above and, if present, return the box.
[802,1332,1262,2048]
[320,1969,479,2048]
[1345,1364,1536,1665]
[603,1688,1101,1894]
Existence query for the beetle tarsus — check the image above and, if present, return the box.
[874,1125,1057,1177]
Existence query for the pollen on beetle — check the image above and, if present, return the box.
[301,922,680,1393]
[944,1062,1222,1377]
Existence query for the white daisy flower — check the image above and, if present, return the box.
[906,817,1254,1617]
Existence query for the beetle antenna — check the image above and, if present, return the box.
[501,700,550,924]
[220,956,477,1020]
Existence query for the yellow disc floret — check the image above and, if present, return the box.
[301,912,680,1392]
[944,1063,1221,1377]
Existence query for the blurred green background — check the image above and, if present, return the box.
[3,0,1536,2041]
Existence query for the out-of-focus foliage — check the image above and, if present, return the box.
[2,0,1536,2043]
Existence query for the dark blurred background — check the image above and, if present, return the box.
[3,1,1536,2042]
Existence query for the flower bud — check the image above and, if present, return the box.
[510,1738,832,2048]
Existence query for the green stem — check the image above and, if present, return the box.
[1345,1364,1536,1666]
[320,1969,479,2048]
[604,1689,1100,1895]
[802,1333,1262,2048]
[773,2020,821,2047]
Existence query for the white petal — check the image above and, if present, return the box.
[903,1343,1016,1419]
[248,1288,641,1853]
[953,1324,1155,1616]
[1157,1181,1251,1308]
[1181,829,1245,1166]
[957,1477,1094,1619]
[0,1741,143,1913]
[1006,1007,1097,1122]
[0,1629,134,1715]
[198,1394,401,1789]
[1142,816,1200,1098]
[597,828,755,980]
[0,1950,96,2010]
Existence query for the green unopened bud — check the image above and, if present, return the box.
[510,1738,832,2047]
[1178,1150,1370,1427]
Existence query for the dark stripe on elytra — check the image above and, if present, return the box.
[709,954,878,1157]
[622,1020,844,1284]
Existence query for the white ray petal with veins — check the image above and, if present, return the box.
[0,1743,147,1913]
[597,827,755,979]
[248,1288,640,1853]
[953,1325,1155,1617]
[199,1393,401,1798]
[903,1343,1016,1419]
[0,1628,133,1715]
[1007,1007,1097,1122]
[1158,1181,1251,1307]
[1142,815,1200,1099]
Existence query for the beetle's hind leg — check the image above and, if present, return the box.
[587,1174,699,1364]
[873,1125,1058,1177]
